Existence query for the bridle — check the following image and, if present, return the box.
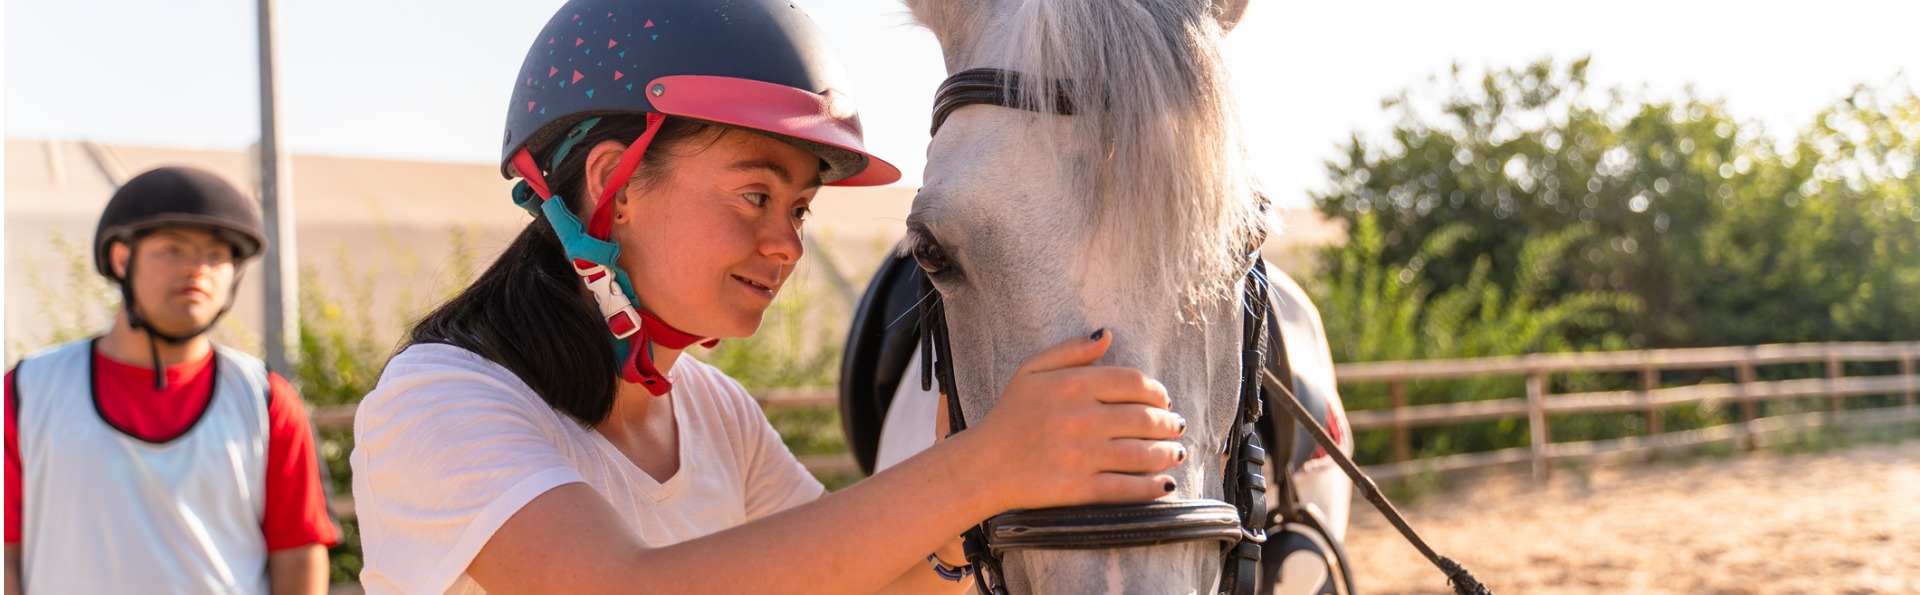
[923,67,1272,595]
[918,258,1274,595]
[922,67,1494,595]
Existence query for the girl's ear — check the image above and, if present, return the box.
[580,139,632,214]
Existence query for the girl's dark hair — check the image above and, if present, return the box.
[407,115,721,426]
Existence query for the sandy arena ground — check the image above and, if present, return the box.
[1341,439,1920,594]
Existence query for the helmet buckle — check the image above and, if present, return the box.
[572,258,641,339]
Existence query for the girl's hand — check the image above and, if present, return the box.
[959,329,1187,512]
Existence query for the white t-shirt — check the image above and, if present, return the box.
[350,343,825,595]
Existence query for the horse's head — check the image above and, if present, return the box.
[905,0,1268,592]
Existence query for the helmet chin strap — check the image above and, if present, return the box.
[511,113,718,397]
[117,241,246,390]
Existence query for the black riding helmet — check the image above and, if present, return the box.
[501,0,899,186]
[94,166,265,281]
[92,166,264,388]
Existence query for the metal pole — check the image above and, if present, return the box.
[257,0,300,374]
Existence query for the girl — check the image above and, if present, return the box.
[349,1,1185,593]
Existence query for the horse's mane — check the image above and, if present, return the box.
[944,0,1268,304]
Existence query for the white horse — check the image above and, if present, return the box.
[857,0,1357,593]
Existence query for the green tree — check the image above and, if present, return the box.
[1314,57,1920,348]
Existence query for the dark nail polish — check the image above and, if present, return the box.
[1090,328,1106,341]
[1163,480,1177,492]
[1176,416,1188,435]
[1175,446,1187,462]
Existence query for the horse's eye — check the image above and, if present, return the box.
[913,240,953,276]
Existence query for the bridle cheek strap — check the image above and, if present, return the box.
[508,112,716,397]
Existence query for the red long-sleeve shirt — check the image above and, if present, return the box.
[5,349,339,551]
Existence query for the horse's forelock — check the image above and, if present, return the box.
[994,0,1265,305]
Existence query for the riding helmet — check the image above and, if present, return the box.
[501,0,899,186]
[93,166,266,281]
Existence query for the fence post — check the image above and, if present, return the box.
[1389,379,1410,463]
[1827,351,1845,427]
[1902,345,1916,410]
[1641,366,1661,461]
[1527,370,1549,483]
[1737,357,1758,451]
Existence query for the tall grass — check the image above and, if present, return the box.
[1305,212,1657,463]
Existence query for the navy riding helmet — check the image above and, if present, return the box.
[501,0,900,395]
[500,0,899,186]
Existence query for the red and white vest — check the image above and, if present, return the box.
[12,339,272,595]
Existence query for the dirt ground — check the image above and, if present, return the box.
[1341,439,1920,594]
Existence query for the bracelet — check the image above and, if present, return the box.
[927,552,974,581]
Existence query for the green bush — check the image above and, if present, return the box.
[1305,211,1643,463]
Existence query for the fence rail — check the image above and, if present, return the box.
[1339,341,1920,480]
[313,341,1920,521]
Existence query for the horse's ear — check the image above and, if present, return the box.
[1211,0,1252,33]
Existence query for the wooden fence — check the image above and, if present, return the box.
[311,341,1920,519]
[1337,341,1920,481]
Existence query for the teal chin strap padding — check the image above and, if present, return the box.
[549,117,603,170]
[511,180,642,368]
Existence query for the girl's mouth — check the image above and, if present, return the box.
[732,274,774,296]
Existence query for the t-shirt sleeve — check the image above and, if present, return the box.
[349,348,587,595]
[262,373,340,551]
[6,369,21,545]
[726,379,825,520]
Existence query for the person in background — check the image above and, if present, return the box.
[5,166,338,595]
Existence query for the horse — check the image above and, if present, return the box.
[835,1,1361,593]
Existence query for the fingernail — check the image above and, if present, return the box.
[1089,328,1106,341]
[1176,416,1188,435]
[1175,446,1187,462]
[1163,480,1178,493]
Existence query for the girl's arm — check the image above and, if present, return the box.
[467,331,1184,595]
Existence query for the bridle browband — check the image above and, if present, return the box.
[924,67,1493,595]
[930,68,1076,137]
[926,67,1267,595]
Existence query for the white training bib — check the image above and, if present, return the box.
[13,339,272,595]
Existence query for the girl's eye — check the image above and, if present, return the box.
[792,206,812,222]
[743,192,770,207]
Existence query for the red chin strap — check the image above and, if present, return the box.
[511,112,717,397]
[628,311,721,396]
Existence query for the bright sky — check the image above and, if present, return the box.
[6,0,1916,207]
